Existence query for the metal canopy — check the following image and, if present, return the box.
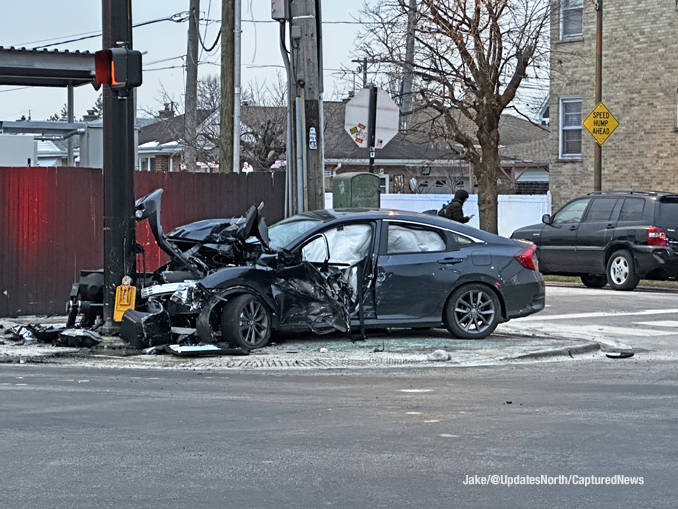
[0,47,97,88]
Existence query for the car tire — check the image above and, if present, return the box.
[444,284,500,340]
[580,274,607,288]
[220,294,272,349]
[606,250,640,291]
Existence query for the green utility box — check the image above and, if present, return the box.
[332,172,381,209]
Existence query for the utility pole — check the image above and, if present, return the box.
[400,0,416,131]
[184,0,200,172]
[290,0,324,211]
[219,0,235,173]
[593,0,603,191]
[233,0,241,173]
[101,0,136,333]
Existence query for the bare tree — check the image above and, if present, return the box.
[143,75,290,172]
[359,0,549,233]
[239,77,288,172]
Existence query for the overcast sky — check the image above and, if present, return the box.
[0,0,367,121]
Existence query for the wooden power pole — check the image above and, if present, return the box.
[290,0,324,211]
[219,0,235,173]
[184,0,200,172]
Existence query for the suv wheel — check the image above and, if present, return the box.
[580,274,607,288]
[607,250,640,291]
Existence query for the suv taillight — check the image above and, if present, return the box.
[514,243,538,271]
[648,226,668,246]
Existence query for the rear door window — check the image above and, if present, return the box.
[584,198,618,222]
[619,198,645,221]
[386,223,447,254]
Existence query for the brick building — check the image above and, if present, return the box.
[549,0,678,208]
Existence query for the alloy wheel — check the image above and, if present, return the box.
[609,255,630,286]
[237,299,270,347]
[453,289,496,335]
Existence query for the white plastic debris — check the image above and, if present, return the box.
[427,349,452,362]
[319,347,328,353]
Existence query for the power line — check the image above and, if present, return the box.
[19,12,191,49]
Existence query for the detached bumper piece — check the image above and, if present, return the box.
[120,300,172,350]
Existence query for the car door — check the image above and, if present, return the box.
[374,220,472,322]
[575,197,621,272]
[539,198,591,273]
[299,221,379,319]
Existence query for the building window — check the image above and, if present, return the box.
[139,156,156,172]
[561,0,583,39]
[560,98,582,158]
[379,174,390,195]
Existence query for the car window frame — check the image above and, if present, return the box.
[378,220,482,255]
[295,220,378,265]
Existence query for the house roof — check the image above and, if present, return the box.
[137,110,212,145]
[136,102,549,164]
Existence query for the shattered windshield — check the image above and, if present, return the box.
[268,218,322,251]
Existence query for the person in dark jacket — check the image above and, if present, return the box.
[439,189,474,223]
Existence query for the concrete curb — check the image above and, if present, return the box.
[507,341,601,361]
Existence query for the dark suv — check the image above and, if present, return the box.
[511,191,678,291]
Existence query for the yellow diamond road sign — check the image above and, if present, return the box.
[582,102,619,145]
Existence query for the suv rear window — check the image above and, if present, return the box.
[619,198,645,221]
[658,196,678,230]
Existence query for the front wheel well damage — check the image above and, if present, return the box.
[195,287,273,343]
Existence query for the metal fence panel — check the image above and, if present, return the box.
[0,167,284,317]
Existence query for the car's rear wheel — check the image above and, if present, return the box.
[444,284,500,339]
[607,250,640,291]
[581,274,607,288]
[221,294,272,349]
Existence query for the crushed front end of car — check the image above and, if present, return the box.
[67,189,355,351]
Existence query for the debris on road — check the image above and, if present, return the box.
[605,351,635,359]
[54,329,102,348]
[427,349,452,361]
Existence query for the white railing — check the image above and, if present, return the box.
[324,192,551,238]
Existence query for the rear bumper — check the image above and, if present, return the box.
[634,246,678,278]
[502,270,546,320]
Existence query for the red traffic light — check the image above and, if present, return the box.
[94,48,142,90]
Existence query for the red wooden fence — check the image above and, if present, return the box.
[0,167,285,317]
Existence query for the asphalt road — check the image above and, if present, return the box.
[506,284,678,357]
[1,358,676,509]
[2,284,678,508]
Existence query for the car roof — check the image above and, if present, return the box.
[282,208,502,243]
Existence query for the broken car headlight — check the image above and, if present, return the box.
[141,281,198,300]
[170,282,202,310]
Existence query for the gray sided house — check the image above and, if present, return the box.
[549,0,678,208]
[323,101,549,195]
[134,101,549,193]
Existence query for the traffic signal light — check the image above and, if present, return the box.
[95,48,142,91]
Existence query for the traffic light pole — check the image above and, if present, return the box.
[101,0,136,334]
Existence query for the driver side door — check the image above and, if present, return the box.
[539,198,591,273]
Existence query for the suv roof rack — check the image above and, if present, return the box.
[586,190,672,196]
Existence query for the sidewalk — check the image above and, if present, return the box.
[0,315,600,370]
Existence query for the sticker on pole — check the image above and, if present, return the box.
[582,102,619,146]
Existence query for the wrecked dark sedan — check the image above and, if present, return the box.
[69,189,545,350]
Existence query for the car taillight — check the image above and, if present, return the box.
[514,243,538,271]
[648,226,668,246]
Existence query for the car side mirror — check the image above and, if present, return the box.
[542,214,552,225]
